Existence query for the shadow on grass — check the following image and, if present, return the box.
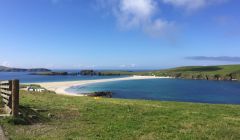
[181,66,222,72]
[8,105,49,125]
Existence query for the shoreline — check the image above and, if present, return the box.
[34,75,171,96]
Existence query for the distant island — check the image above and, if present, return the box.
[31,72,68,76]
[31,70,130,76]
[79,70,130,76]
[0,66,51,72]
[30,72,79,76]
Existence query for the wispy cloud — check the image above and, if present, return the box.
[215,15,233,26]
[96,0,176,39]
[51,0,60,4]
[162,0,229,11]
[144,19,176,38]
[186,56,240,62]
[96,0,229,38]
[120,64,136,68]
[214,15,240,38]
[76,65,97,69]
[116,0,157,28]
[1,61,11,67]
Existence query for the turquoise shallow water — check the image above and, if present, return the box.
[67,79,240,104]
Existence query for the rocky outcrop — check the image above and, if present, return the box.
[87,91,113,98]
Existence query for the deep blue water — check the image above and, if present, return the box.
[67,79,240,104]
[0,72,123,83]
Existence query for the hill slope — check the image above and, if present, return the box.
[151,65,240,80]
[99,65,240,80]
[155,65,240,74]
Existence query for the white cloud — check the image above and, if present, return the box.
[97,0,175,38]
[162,0,228,11]
[144,19,175,37]
[116,0,157,28]
[1,61,11,67]
[120,64,136,68]
[96,0,229,38]
[77,65,97,69]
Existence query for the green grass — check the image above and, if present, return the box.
[151,65,240,80]
[154,65,240,75]
[1,91,240,140]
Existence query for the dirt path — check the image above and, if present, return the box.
[0,126,7,140]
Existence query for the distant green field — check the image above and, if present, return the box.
[1,91,240,139]
[154,65,240,74]
[151,65,240,80]
[101,65,240,80]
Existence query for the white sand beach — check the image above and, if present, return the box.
[35,76,170,96]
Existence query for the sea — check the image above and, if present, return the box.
[0,71,121,83]
[1,71,240,104]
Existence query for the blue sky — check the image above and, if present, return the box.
[0,0,240,69]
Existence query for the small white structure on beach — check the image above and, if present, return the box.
[27,87,46,92]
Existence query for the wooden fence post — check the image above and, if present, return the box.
[11,80,19,117]
[6,80,12,114]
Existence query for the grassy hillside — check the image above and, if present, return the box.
[1,91,240,139]
[100,65,240,80]
[153,65,240,75]
[151,65,240,80]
